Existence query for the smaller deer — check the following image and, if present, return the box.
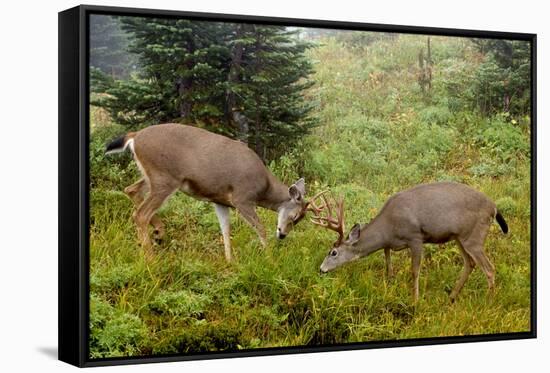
[105,123,311,261]
[309,182,508,302]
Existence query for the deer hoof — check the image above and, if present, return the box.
[153,229,164,245]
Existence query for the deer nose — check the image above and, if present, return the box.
[276,228,286,239]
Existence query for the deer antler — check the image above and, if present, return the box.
[306,191,346,246]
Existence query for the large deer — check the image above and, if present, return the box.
[105,123,311,261]
[309,182,508,302]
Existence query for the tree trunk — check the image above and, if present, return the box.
[226,24,249,143]
[253,26,266,162]
[177,77,193,118]
[418,49,425,93]
[233,111,249,143]
[177,40,196,119]
[254,94,265,162]
[504,94,511,113]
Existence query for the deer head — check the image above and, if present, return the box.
[319,223,363,273]
[306,192,362,273]
[276,178,308,239]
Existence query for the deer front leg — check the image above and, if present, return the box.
[214,204,232,262]
[235,203,267,247]
[384,248,394,279]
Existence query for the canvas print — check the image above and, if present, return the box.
[88,13,532,359]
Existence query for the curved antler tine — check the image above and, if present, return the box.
[311,189,329,200]
[305,189,329,213]
[312,216,339,225]
[308,191,347,246]
[338,196,345,235]
[310,217,328,227]
[321,193,333,217]
[310,190,329,204]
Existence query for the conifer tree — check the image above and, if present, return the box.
[225,25,316,160]
[471,39,530,115]
[91,17,316,161]
[92,17,231,126]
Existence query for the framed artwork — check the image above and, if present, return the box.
[59,4,536,367]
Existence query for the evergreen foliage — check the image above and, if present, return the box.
[226,25,316,159]
[471,39,531,114]
[91,17,315,161]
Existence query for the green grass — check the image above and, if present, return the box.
[89,34,531,358]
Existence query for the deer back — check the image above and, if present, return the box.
[379,182,497,244]
[132,123,277,206]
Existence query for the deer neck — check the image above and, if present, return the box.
[357,220,390,257]
[258,175,290,212]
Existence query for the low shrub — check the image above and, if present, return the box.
[89,295,149,358]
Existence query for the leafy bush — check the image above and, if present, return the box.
[304,112,456,188]
[147,290,212,318]
[496,196,519,217]
[469,158,514,177]
[473,116,530,161]
[152,324,242,354]
[269,151,302,185]
[90,264,139,293]
[405,123,456,171]
[418,106,452,126]
[89,295,149,358]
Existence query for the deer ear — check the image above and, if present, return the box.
[348,223,361,243]
[289,184,303,202]
[295,178,306,195]
[289,178,305,201]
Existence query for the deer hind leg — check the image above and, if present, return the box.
[408,241,423,303]
[124,178,165,241]
[459,223,495,294]
[133,181,177,255]
[214,204,232,262]
[384,248,394,279]
[124,178,148,203]
[449,239,475,302]
[234,203,266,247]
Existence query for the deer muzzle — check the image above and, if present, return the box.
[276,228,287,239]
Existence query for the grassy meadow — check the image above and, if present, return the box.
[89,35,531,358]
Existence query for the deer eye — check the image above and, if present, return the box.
[330,249,338,257]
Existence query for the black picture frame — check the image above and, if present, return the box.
[59,4,537,367]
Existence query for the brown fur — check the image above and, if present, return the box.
[112,123,306,261]
[320,182,508,302]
